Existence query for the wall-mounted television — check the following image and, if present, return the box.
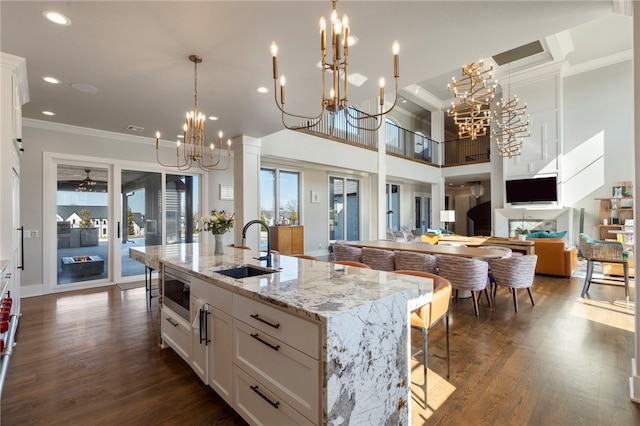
[505,176,558,204]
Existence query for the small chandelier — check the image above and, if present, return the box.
[270,0,400,131]
[492,62,530,158]
[155,55,231,171]
[447,61,496,140]
[470,181,485,198]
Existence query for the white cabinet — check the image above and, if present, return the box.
[209,306,233,404]
[160,269,322,425]
[1,53,27,319]
[190,277,233,405]
[232,294,320,425]
[161,307,191,363]
[234,366,314,426]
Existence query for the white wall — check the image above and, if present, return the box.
[562,60,634,242]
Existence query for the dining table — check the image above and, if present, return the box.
[345,240,508,259]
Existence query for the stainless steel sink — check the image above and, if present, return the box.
[215,265,276,279]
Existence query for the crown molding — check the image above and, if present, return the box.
[24,118,154,145]
[562,49,633,77]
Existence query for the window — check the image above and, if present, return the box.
[260,168,300,227]
[329,176,360,241]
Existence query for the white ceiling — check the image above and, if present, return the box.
[0,1,631,148]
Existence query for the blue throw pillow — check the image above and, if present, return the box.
[528,230,567,239]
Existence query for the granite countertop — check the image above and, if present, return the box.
[130,243,433,324]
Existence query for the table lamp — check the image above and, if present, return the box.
[440,210,455,233]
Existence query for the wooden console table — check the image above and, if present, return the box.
[438,236,535,255]
[269,225,304,255]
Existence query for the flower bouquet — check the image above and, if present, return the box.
[201,209,236,235]
[200,209,235,255]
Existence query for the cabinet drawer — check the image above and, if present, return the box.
[234,365,315,426]
[190,277,232,313]
[234,320,319,423]
[233,295,319,358]
[161,307,191,363]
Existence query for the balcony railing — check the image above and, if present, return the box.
[441,135,491,166]
[294,107,378,150]
[385,121,438,165]
[295,109,490,167]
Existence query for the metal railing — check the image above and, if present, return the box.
[385,121,438,164]
[295,107,377,150]
[441,134,491,166]
[297,111,490,167]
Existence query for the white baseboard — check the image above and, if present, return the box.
[21,283,45,298]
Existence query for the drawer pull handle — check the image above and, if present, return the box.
[250,333,280,351]
[249,314,280,329]
[250,384,280,409]
[165,317,179,327]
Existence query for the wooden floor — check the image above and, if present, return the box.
[2,271,640,425]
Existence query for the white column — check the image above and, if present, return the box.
[630,0,640,404]
[431,110,445,165]
[232,136,261,248]
[377,119,387,239]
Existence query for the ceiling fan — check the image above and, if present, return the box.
[76,169,97,191]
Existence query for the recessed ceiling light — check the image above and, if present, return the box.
[209,116,218,121]
[42,76,61,84]
[256,87,268,94]
[70,82,98,94]
[42,111,55,116]
[42,11,71,26]
[177,135,184,139]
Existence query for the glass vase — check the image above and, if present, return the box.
[214,233,225,255]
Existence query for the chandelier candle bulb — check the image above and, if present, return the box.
[393,41,400,77]
[280,76,286,104]
[271,45,279,80]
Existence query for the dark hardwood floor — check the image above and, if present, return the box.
[2,269,640,425]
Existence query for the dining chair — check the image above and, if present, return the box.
[333,242,363,263]
[233,245,251,250]
[292,254,318,260]
[394,251,437,274]
[436,255,490,316]
[477,246,512,295]
[395,270,451,408]
[362,247,395,271]
[579,233,630,300]
[488,254,538,312]
[331,260,372,269]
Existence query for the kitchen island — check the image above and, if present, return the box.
[130,243,433,425]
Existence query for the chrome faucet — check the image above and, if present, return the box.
[241,220,272,268]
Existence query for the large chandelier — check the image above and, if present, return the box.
[447,61,496,140]
[492,62,530,158]
[155,55,231,171]
[270,0,399,131]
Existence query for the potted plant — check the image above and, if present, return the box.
[515,227,529,241]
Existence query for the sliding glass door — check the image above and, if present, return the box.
[56,164,110,285]
[120,169,163,279]
[52,156,202,291]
